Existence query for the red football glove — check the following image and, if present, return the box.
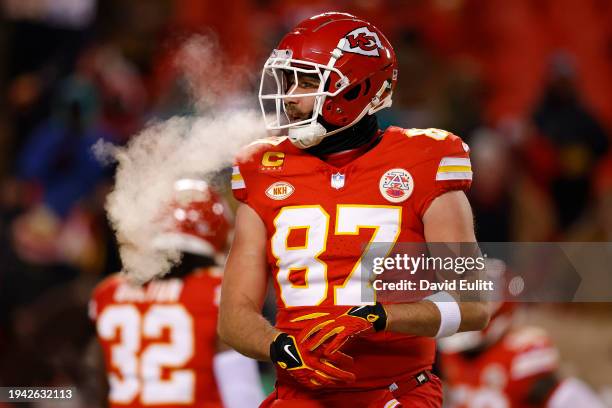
[299,303,388,355]
[270,333,356,389]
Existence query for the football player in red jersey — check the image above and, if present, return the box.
[439,302,606,408]
[90,179,265,408]
[218,12,491,407]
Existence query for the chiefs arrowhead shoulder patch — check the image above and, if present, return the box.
[379,168,414,203]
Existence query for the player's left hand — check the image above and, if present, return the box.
[299,303,387,355]
[270,332,356,389]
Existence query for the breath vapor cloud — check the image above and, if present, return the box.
[96,34,266,282]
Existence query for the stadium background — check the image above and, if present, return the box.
[0,0,611,406]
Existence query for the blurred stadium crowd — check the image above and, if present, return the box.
[0,0,611,406]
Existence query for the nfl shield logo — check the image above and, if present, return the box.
[331,172,345,190]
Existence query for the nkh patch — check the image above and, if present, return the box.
[265,181,294,200]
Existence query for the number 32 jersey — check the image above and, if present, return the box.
[90,269,223,408]
[232,126,472,389]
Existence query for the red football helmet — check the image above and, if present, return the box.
[152,178,231,257]
[259,12,398,148]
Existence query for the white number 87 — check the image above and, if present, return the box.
[271,205,402,307]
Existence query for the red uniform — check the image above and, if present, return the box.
[90,269,223,408]
[233,126,472,402]
[440,327,560,408]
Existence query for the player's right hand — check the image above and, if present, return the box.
[270,332,355,389]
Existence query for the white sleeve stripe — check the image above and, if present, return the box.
[511,348,559,380]
[232,180,246,190]
[436,172,473,181]
[232,166,241,175]
[439,157,471,167]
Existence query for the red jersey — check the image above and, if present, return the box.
[90,269,223,408]
[232,126,472,390]
[440,327,560,408]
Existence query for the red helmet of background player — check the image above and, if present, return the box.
[259,12,398,148]
[152,178,231,257]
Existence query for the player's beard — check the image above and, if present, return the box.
[284,103,311,122]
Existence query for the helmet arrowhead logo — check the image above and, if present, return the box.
[341,27,383,57]
[346,33,377,51]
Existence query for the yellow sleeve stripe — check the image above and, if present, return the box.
[437,165,472,173]
[231,165,246,189]
[436,157,472,181]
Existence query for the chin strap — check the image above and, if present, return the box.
[288,106,373,149]
[369,80,393,114]
[288,122,328,149]
[288,107,375,149]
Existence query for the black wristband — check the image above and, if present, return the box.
[270,333,303,369]
[347,302,387,332]
[269,333,286,364]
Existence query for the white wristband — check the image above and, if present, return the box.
[424,291,462,338]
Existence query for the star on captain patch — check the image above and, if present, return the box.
[331,172,345,190]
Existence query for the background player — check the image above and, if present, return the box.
[439,301,607,407]
[90,178,265,407]
[219,12,491,407]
